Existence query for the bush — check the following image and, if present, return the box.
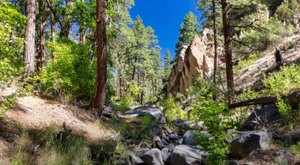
[162,95,186,123]
[0,2,25,86]
[262,64,300,96]
[112,96,133,111]
[36,41,96,102]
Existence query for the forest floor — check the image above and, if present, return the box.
[0,86,117,164]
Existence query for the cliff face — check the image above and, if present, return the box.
[167,29,216,95]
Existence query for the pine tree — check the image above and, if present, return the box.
[164,49,172,68]
[24,0,36,75]
[91,0,107,114]
[175,12,198,56]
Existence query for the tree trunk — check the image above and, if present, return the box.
[212,0,218,100]
[116,70,121,99]
[37,18,46,72]
[59,0,73,38]
[49,0,56,41]
[221,0,234,103]
[24,0,36,75]
[79,27,85,44]
[91,0,107,114]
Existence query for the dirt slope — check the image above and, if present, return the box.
[235,29,300,91]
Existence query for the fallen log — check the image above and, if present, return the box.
[229,91,300,109]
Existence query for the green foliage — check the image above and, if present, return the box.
[262,64,300,96]
[238,88,260,101]
[0,2,25,85]
[129,83,140,97]
[276,0,300,22]
[234,53,258,73]
[175,12,198,56]
[36,41,95,102]
[290,142,300,154]
[0,94,17,117]
[194,97,233,164]
[162,95,187,123]
[112,96,133,111]
[276,98,293,124]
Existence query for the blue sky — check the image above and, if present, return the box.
[130,0,201,60]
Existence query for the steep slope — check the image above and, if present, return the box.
[235,29,300,91]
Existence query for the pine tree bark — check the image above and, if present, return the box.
[212,0,218,100]
[79,27,85,44]
[50,0,56,41]
[221,0,234,103]
[37,18,46,72]
[91,0,107,114]
[24,0,36,75]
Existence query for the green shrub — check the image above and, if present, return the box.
[262,64,300,96]
[36,41,96,102]
[162,95,186,123]
[0,2,25,86]
[290,142,300,154]
[234,53,258,74]
[276,0,300,22]
[112,96,133,111]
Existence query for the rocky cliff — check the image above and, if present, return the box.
[167,29,217,95]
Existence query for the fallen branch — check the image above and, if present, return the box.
[228,91,300,109]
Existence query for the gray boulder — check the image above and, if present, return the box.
[228,131,272,158]
[172,119,196,130]
[153,136,165,149]
[142,148,164,165]
[135,148,150,157]
[161,148,170,163]
[244,104,281,130]
[126,106,166,124]
[129,154,144,165]
[182,130,211,145]
[170,145,207,165]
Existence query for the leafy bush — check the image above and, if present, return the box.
[276,0,300,22]
[162,95,186,123]
[36,41,96,102]
[0,2,25,86]
[112,96,133,111]
[234,53,258,74]
[290,142,300,154]
[262,64,300,96]
[276,98,293,124]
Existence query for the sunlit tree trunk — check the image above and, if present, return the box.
[91,0,107,114]
[221,0,234,103]
[37,19,46,72]
[24,0,36,75]
[212,0,218,100]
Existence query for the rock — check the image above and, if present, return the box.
[167,143,175,152]
[135,148,150,157]
[129,154,144,165]
[244,104,281,130]
[102,106,114,118]
[172,119,196,130]
[142,148,164,165]
[153,136,164,149]
[273,150,295,165]
[161,148,170,163]
[167,29,216,95]
[228,160,240,165]
[170,145,207,165]
[169,133,180,141]
[182,130,211,145]
[182,130,197,145]
[228,131,272,158]
[146,125,163,137]
[126,106,166,124]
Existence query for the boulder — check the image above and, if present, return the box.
[170,145,207,165]
[172,119,196,130]
[129,154,144,165]
[244,104,281,130]
[153,136,165,149]
[142,148,164,165]
[126,106,166,124]
[228,131,272,158]
[161,148,170,163]
[182,130,211,145]
[135,148,150,157]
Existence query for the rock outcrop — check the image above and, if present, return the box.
[167,29,216,95]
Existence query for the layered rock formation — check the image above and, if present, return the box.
[167,29,216,95]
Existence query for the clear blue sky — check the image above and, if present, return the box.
[130,0,202,60]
